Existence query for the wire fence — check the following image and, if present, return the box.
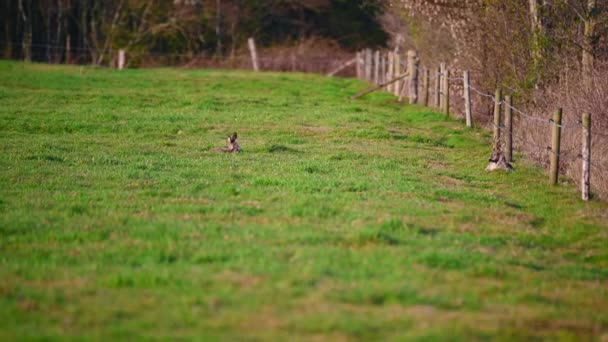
[352,48,607,200]
[4,42,606,198]
[1,41,356,75]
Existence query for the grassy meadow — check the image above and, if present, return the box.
[0,61,607,340]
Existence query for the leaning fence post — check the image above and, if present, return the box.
[248,37,259,72]
[407,50,419,104]
[493,89,502,143]
[550,108,563,185]
[581,113,591,200]
[505,95,513,163]
[440,63,449,115]
[435,67,441,108]
[463,70,472,127]
[351,71,409,99]
[422,68,429,106]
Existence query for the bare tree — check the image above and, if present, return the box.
[18,0,31,62]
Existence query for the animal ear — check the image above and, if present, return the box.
[231,132,238,141]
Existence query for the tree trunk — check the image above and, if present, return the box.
[82,2,97,64]
[55,0,64,63]
[18,0,31,62]
[216,0,222,56]
[582,0,598,84]
[97,0,124,65]
[529,0,544,71]
[46,8,52,63]
[4,14,12,59]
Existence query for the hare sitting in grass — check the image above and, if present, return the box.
[486,136,512,171]
[214,132,241,153]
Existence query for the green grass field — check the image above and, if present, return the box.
[1,61,607,340]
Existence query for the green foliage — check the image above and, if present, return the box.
[0,61,607,339]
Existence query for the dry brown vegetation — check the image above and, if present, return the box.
[385,0,608,199]
[173,38,356,76]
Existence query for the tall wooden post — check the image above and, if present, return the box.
[422,68,429,106]
[362,51,366,79]
[504,95,513,162]
[387,52,394,93]
[550,108,563,185]
[435,67,441,108]
[581,113,591,200]
[357,51,364,79]
[407,50,419,104]
[440,63,449,115]
[463,70,472,127]
[493,89,502,143]
[374,50,380,84]
[248,38,259,72]
[365,49,372,82]
[394,52,401,96]
[380,53,386,85]
[66,34,71,64]
[118,49,126,70]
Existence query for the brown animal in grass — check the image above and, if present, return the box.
[214,132,241,153]
[486,135,513,171]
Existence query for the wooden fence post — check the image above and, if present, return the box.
[373,50,378,84]
[381,53,386,85]
[492,89,502,143]
[550,108,563,185]
[118,49,126,70]
[66,34,71,64]
[394,52,401,96]
[463,70,472,127]
[361,51,367,79]
[248,38,259,72]
[435,67,441,108]
[355,52,361,79]
[422,68,429,106]
[387,52,394,93]
[581,113,591,200]
[365,49,372,82]
[505,95,513,162]
[440,63,449,115]
[407,50,419,104]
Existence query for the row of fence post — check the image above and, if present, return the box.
[113,37,261,72]
[354,48,593,201]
